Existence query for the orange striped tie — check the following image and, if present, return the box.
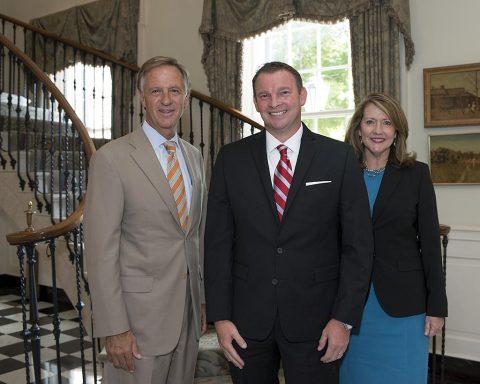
[164,141,188,231]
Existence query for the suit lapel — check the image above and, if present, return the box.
[129,129,182,228]
[283,126,316,219]
[250,131,280,223]
[372,164,402,223]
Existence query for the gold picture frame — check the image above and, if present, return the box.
[429,132,480,184]
[424,63,480,127]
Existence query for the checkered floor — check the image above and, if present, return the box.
[2,287,475,384]
[0,291,98,384]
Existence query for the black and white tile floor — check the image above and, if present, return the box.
[0,291,97,384]
[1,287,476,384]
[0,287,235,384]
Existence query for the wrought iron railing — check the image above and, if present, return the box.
[2,30,96,383]
[0,12,263,178]
[1,12,262,384]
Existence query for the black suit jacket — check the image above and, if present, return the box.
[205,126,374,342]
[370,162,448,317]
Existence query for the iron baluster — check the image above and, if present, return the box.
[26,243,41,383]
[440,232,449,384]
[209,104,215,175]
[7,49,16,169]
[47,239,63,383]
[199,99,205,157]
[15,57,26,190]
[189,99,194,144]
[17,245,32,384]
[129,70,135,134]
[73,227,87,383]
[31,79,43,212]
[0,42,6,169]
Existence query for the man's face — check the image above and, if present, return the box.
[253,69,307,140]
[140,65,189,139]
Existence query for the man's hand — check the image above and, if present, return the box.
[214,320,247,369]
[201,304,208,335]
[424,316,444,337]
[105,330,142,372]
[318,319,350,363]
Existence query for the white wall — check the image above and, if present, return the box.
[407,0,480,361]
[408,0,480,226]
[138,0,209,94]
[2,0,479,362]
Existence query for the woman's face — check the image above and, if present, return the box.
[359,103,396,163]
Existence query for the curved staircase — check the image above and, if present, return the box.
[1,12,263,384]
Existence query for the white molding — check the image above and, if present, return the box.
[448,225,480,241]
[445,333,480,362]
[443,225,480,362]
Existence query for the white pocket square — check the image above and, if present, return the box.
[305,180,332,186]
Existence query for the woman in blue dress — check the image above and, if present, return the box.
[340,93,448,384]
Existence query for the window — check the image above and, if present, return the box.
[242,19,354,141]
[50,63,112,139]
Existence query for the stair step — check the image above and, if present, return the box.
[195,329,230,378]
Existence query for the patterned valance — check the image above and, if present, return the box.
[30,0,139,65]
[200,0,414,67]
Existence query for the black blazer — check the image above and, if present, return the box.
[205,126,374,342]
[370,162,448,318]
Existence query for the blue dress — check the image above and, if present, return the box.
[339,169,429,384]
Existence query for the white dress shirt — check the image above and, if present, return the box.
[266,125,303,186]
[143,122,192,212]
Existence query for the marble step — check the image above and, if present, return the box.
[195,328,230,380]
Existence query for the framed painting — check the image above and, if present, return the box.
[424,63,480,127]
[429,132,480,184]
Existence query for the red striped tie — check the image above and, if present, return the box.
[273,144,293,221]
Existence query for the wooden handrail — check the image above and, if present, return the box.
[1,32,96,246]
[6,201,85,245]
[190,90,264,131]
[439,224,451,236]
[2,13,264,246]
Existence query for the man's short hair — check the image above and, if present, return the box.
[252,61,303,95]
[137,56,191,94]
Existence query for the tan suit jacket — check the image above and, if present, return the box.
[84,127,206,356]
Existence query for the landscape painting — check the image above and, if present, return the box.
[424,63,480,127]
[429,133,480,184]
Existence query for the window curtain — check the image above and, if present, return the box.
[26,0,140,139]
[199,0,415,152]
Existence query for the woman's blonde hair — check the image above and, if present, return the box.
[345,93,416,167]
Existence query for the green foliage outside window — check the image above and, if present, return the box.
[320,24,349,67]
[323,69,351,110]
[293,27,317,69]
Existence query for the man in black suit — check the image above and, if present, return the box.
[205,62,374,383]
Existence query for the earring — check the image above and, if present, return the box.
[359,136,363,144]
[393,138,396,146]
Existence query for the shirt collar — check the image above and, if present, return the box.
[266,124,303,154]
[142,120,179,148]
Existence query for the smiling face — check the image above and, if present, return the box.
[360,103,397,166]
[253,69,307,142]
[140,64,189,139]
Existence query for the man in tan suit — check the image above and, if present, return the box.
[85,56,207,383]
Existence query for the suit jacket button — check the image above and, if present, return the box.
[276,247,283,254]
[272,278,278,285]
